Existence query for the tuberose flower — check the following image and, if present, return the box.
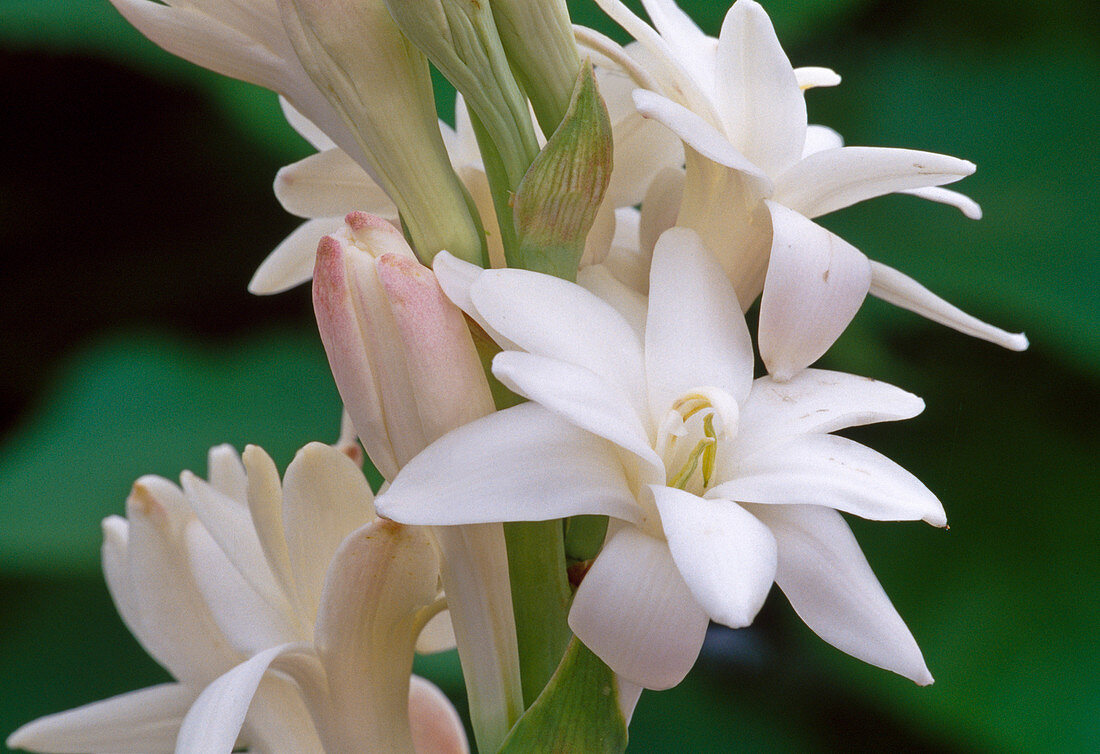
[379,229,943,691]
[8,443,465,754]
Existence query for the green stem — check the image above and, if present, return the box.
[502,519,573,707]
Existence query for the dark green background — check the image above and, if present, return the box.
[1,0,1096,751]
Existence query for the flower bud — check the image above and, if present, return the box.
[313,212,494,481]
[278,0,486,265]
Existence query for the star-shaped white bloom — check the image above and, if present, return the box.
[8,443,465,754]
[582,0,1026,379]
[378,229,943,691]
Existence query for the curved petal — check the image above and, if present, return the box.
[7,683,194,754]
[430,251,519,352]
[734,369,924,455]
[775,146,976,219]
[279,96,335,151]
[249,217,343,295]
[646,227,754,411]
[281,442,376,628]
[869,261,1028,351]
[205,444,248,502]
[469,267,648,412]
[578,263,648,339]
[241,445,299,622]
[377,403,642,526]
[715,0,806,175]
[175,643,303,754]
[898,186,982,220]
[712,433,947,526]
[569,526,709,690]
[492,351,660,471]
[801,124,844,157]
[408,676,470,754]
[759,203,871,380]
[274,148,395,220]
[651,486,776,628]
[745,504,933,685]
[794,67,841,90]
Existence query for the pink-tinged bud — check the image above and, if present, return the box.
[314,213,493,481]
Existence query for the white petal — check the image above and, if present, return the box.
[801,124,844,157]
[632,90,772,194]
[712,433,947,526]
[616,677,644,724]
[274,148,395,220]
[869,261,1028,350]
[469,267,648,412]
[281,442,376,628]
[645,227,754,411]
[312,521,440,753]
[578,262,649,340]
[242,445,300,624]
[492,351,660,471]
[638,167,684,273]
[7,683,194,754]
[431,251,519,352]
[898,186,982,219]
[279,96,335,151]
[734,369,924,455]
[205,444,248,502]
[775,146,976,219]
[249,217,343,295]
[175,644,302,754]
[651,485,776,628]
[745,504,933,685]
[408,676,470,754]
[759,203,871,380]
[715,0,807,175]
[569,525,709,690]
[794,67,842,90]
[101,516,141,646]
[377,403,641,526]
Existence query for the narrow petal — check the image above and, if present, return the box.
[7,683,193,754]
[469,267,648,412]
[249,217,343,295]
[645,227,754,410]
[734,369,924,456]
[312,520,439,754]
[431,251,520,352]
[869,261,1028,350]
[578,263,648,339]
[712,433,947,526]
[408,676,470,754]
[794,67,842,90]
[101,516,141,645]
[801,124,844,157]
[898,186,982,219]
[242,445,299,624]
[377,404,641,526]
[281,442,376,628]
[279,96,335,151]
[274,148,395,220]
[715,0,807,175]
[492,351,661,472]
[175,644,303,754]
[745,504,934,685]
[775,146,976,219]
[651,486,776,628]
[638,167,684,273]
[569,525,709,690]
[759,203,871,381]
[205,444,247,502]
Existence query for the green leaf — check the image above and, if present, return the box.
[500,638,628,754]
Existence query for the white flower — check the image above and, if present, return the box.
[8,443,465,754]
[583,0,1027,378]
[379,229,943,691]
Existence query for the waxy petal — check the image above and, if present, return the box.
[869,261,1028,351]
[745,504,934,685]
[274,148,396,220]
[569,525,709,690]
[279,96,335,151]
[469,267,648,412]
[249,217,342,295]
[378,404,641,526]
[651,485,776,628]
[713,433,947,526]
[759,202,871,380]
[774,146,976,219]
[794,67,841,90]
[578,263,648,339]
[430,251,519,352]
[899,186,983,219]
[242,445,300,625]
[7,683,194,754]
[205,444,248,502]
[734,370,924,455]
[646,228,754,411]
[801,124,844,157]
[715,0,807,175]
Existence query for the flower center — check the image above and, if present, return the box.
[655,388,739,496]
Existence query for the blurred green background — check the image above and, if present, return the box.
[1,0,1096,751]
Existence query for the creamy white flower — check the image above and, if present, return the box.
[379,229,943,691]
[583,0,1027,378]
[7,443,465,754]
